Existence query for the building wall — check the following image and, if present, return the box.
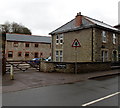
[114,25,120,61]
[94,28,119,62]
[52,28,120,62]
[52,28,93,62]
[6,41,51,61]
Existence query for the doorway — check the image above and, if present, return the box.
[112,50,117,62]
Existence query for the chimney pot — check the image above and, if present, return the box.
[75,12,82,27]
[77,12,81,16]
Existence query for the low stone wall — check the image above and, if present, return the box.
[40,62,111,73]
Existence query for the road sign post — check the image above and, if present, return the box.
[72,39,81,74]
[75,47,77,74]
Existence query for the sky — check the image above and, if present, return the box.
[0,0,119,36]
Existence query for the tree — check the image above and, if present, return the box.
[0,22,32,35]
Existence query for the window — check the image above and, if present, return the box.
[56,57,59,62]
[13,42,18,47]
[102,31,107,42]
[60,51,63,56]
[8,51,13,58]
[60,34,63,44]
[55,50,63,62]
[56,35,59,44]
[25,43,29,47]
[56,51,59,56]
[35,43,39,47]
[25,52,29,57]
[18,52,22,57]
[101,50,108,62]
[56,51,59,62]
[34,52,38,58]
[60,51,63,62]
[40,52,43,57]
[60,57,63,62]
[113,33,116,44]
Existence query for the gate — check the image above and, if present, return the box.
[6,60,40,73]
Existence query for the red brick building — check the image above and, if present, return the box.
[5,33,51,61]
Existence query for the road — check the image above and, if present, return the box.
[3,74,119,106]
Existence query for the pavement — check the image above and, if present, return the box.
[2,69,120,93]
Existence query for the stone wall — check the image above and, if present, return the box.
[52,28,93,62]
[94,28,119,62]
[40,61,111,73]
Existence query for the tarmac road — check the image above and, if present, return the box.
[2,74,119,106]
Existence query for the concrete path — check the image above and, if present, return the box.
[2,69,120,93]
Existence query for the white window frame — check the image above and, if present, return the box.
[102,31,107,43]
[55,51,59,62]
[60,50,63,62]
[56,35,59,45]
[113,33,116,44]
[101,50,108,62]
[60,34,63,44]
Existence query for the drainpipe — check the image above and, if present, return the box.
[91,27,94,62]
[51,35,54,62]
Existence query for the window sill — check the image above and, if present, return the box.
[102,41,107,44]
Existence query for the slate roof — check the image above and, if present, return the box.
[50,15,120,35]
[114,24,120,28]
[6,33,51,43]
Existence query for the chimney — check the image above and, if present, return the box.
[75,12,82,27]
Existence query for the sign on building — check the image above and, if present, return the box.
[72,39,81,47]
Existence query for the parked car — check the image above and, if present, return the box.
[45,56,51,61]
[28,58,45,65]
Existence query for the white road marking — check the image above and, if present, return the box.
[82,92,120,106]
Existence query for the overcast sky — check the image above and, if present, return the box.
[0,0,119,36]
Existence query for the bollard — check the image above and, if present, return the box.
[10,65,14,80]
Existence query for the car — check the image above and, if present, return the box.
[28,58,45,65]
[45,56,51,61]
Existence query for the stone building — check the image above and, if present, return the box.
[5,33,51,61]
[50,12,120,62]
[114,24,120,60]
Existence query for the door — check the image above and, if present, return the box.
[113,51,117,62]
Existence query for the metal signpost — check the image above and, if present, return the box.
[72,39,81,74]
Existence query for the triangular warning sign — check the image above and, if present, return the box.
[72,39,81,47]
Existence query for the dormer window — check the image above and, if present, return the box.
[102,31,107,43]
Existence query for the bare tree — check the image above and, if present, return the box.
[0,22,32,35]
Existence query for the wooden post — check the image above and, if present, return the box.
[10,65,14,80]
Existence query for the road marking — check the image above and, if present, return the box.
[82,92,120,106]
